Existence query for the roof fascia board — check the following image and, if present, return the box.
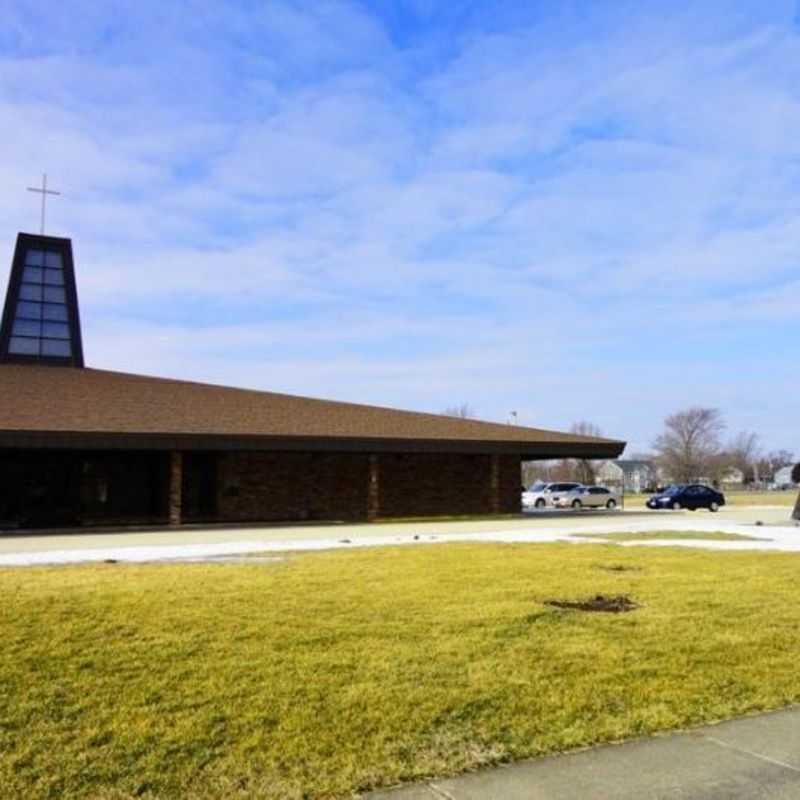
[0,430,626,459]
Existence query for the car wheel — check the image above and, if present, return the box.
[709,501,719,512]
[535,498,546,509]
[671,501,682,510]
[572,499,582,509]
[606,499,617,509]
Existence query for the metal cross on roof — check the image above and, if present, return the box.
[26,173,61,235]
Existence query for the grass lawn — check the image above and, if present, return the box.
[622,491,798,508]
[3,544,800,799]
[573,531,767,542]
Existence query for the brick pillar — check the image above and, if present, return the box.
[367,454,380,520]
[169,451,183,527]
[489,454,500,514]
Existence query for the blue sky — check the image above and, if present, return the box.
[1,0,798,455]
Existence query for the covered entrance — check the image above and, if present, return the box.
[0,450,170,529]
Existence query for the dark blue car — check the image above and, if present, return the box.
[646,484,726,512]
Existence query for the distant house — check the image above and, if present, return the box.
[719,467,745,490]
[774,466,797,489]
[596,460,658,493]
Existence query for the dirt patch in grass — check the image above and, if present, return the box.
[595,563,642,573]
[545,594,639,613]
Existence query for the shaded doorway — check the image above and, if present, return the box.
[182,452,218,522]
[0,451,81,528]
[79,452,169,526]
[0,450,169,529]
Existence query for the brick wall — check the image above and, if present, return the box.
[496,454,522,513]
[0,448,522,529]
[378,453,520,518]
[214,451,521,523]
[210,451,523,523]
[216,452,370,522]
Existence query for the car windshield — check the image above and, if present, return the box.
[662,485,684,496]
[529,482,547,492]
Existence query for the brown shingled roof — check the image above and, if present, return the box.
[0,364,625,458]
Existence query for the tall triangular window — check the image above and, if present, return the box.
[0,233,84,367]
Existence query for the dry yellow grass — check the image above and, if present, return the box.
[2,543,800,799]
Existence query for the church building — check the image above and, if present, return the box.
[0,232,625,529]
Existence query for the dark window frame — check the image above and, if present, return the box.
[0,233,84,367]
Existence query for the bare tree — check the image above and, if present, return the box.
[727,431,761,484]
[757,450,794,482]
[550,458,582,482]
[653,407,725,483]
[771,450,795,470]
[522,460,555,487]
[570,421,603,438]
[569,421,604,485]
[442,403,475,419]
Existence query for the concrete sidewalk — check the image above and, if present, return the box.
[368,707,800,799]
[0,506,796,566]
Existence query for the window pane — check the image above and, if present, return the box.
[41,339,71,357]
[13,319,41,337]
[43,286,66,303]
[25,250,44,266]
[16,301,42,320]
[44,251,62,268]
[23,267,43,284]
[42,303,68,321]
[43,269,64,286]
[42,321,70,339]
[8,336,40,355]
[19,283,43,301]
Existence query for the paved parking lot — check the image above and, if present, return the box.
[0,506,796,566]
